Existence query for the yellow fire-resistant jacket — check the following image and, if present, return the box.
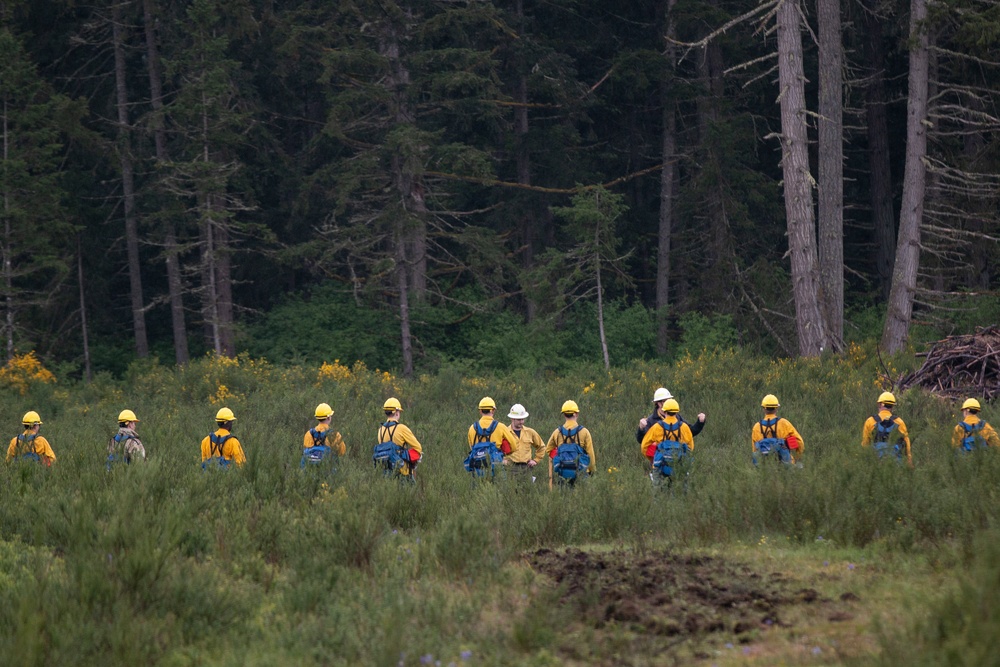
[467,416,517,453]
[751,415,804,463]
[952,414,1000,449]
[304,423,346,456]
[640,414,694,461]
[506,424,544,463]
[862,409,912,465]
[200,428,246,466]
[378,419,423,475]
[543,419,596,474]
[7,432,56,464]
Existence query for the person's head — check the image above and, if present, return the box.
[479,396,496,416]
[118,409,140,430]
[761,394,780,415]
[663,398,680,416]
[383,397,402,419]
[21,411,42,433]
[877,391,896,412]
[315,402,334,423]
[652,387,672,413]
[508,403,528,430]
[962,397,981,418]
[561,400,579,420]
[216,407,237,431]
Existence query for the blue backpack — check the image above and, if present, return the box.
[959,420,987,452]
[552,426,590,482]
[301,427,334,467]
[464,421,503,477]
[202,433,233,470]
[872,415,904,460]
[754,417,790,465]
[13,433,41,463]
[106,432,138,470]
[373,422,407,475]
[651,420,689,478]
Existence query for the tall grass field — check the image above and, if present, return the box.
[2,346,999,665]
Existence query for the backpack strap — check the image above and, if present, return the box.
[379,421,399,445]
[209,433,232,458]
[559,425,582,443]
[655,420,682,442]
[759,417,780,440]
[473,420,498,442]
[309,427,328,446]
[16,433,36,457]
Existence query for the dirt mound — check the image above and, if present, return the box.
[527,547,804,639]
[899,326,1000,401]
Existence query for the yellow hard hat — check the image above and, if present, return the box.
[561,400,579,414]
[761,394,780,408]
[216,407,237,422]
[314,402,334,419]
[663,398,680,414]
[877,391,896,406]
[383,397,402,411]
[118,409,139,423]
[21,411,42,426]
[478,396,496,410]
[963,398,982,411]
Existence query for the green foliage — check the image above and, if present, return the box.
[675,311,738,358]
[241,284,401,367]
[875,529,1000,666]
[2,348,1000,662]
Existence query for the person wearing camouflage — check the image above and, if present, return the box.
[109,409,146,465]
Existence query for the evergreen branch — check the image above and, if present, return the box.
[424,163,666,194]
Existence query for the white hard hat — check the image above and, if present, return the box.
[652,387,672,402]
[508,403,529,419]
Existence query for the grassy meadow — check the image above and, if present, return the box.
[1,346,999,666]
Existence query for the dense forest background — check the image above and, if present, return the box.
[2,0,998,378]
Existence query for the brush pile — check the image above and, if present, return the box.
[899,326,1000,401]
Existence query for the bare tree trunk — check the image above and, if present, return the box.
[112,2,149,357]
[697,23,734,304]
[514,0,537,322]
[596,222,610,371]
[882,0,930,353]
[143,0,189,364]
[2,96,12,360]
[202,208,221,356]
[77,236,92,382]
[656,0,678,356]
[382,17,428,303]
[777,0,829,356]
[216,221,235,357]
[817,0,844,349]
[861,0,895,301]
[396,227,414,376]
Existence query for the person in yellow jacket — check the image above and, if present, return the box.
[952,398,1000,452]
[201,407,246,468]
[377,397,423,477]
[861,391,911,465]
[751,394,804,465]
[543,400,596,487]
[505,403,544,477]
[640,399,694,482]
[467,396,518,459]
[304,402,346,459]
[7,411,56,465]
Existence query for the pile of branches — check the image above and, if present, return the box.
[899,326,1000,401]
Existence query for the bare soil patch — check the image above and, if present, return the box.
[527,547,860,661]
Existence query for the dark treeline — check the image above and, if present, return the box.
[1,0,998,376]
